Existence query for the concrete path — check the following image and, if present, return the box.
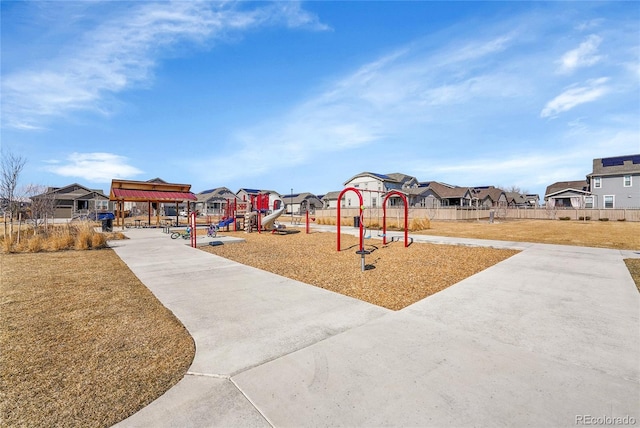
[111,227,639,427]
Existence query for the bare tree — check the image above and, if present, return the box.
[25,184,57,234]
[1,150,27,237]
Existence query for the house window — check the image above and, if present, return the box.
[604,195,614,209]
[584,196,593,209]
[593,177,601,189]
[95,200,108,210]
[372,197,377,208]
[623,175,632,187]
[348,198,351,207]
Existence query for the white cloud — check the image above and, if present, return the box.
[540,77,610,118]
[557,34,603,74]
[1,1,328,130]
[46,152,143,182]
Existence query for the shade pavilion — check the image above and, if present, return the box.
[109,178,197,228]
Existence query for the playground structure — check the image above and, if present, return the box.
[337,187,410,271]
[219,194,286,234]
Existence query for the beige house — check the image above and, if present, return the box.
[544,181,591,209]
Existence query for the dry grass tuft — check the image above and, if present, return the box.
[409,217,431,231]
[0,222,122,253]
[0,250,195,427]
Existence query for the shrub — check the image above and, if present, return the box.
[578,216,591,221]
[599,218,609,222]
[559,217,571,221]
[617,218,626,222]
[27,235,44,253]
[409,217,431,231]
[91,233,107,249]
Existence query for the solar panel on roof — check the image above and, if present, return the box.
[602,155,640,167]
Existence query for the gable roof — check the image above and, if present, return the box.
[425,181,471,199]
[281,192,323,205]
[471,186,505,202]
[544,180,589,197]
[196,187,237,202]
[33,183,107,200]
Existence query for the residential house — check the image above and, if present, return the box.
[409,181,473,208]
[31,183,110,219]
[194,187,238,216]
[505,192,528,208]
[470,186,508,208]
[586,154,640,209]
[321,191,342,209]
[524,194,540,208]
[544,181,590,209]
[281,192,323,214]
[342,172,419,208]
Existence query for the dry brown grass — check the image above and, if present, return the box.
[624,259,640,293]
[202,231,519,310]
[416,219,640,250]
[0,250,195,427]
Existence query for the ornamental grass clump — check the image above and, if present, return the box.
[409,217,431,231]
[0,221,119,253]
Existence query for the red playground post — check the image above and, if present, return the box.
[382,191,409,247]
[190,212,197,248]
[336,187,364,252]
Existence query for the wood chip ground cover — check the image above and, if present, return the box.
[202,231,520,310]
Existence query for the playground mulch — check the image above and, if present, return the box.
[0,250,195,427]
[202,231,520,310]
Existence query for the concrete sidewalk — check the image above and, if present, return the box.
[111,227,639,427]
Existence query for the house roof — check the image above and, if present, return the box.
[425,182,470,199]
[589,154,640,176]
[472,186,505,202]
[196,187,237,202]
[281,192,323,204]
[321,191,342,200]
[544,180,589,197]
[33,183,107,200]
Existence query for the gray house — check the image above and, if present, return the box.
[194,187,238,216]
[586,154,640,209]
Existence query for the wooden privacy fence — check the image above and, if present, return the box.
[313,207,640,223]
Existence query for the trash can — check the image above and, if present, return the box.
[353,216,360,228]
[102,218,113,232]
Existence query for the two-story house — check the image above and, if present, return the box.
[342,172,418,208]
[586,154,640,209]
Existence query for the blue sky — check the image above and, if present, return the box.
[2,1,639,199]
